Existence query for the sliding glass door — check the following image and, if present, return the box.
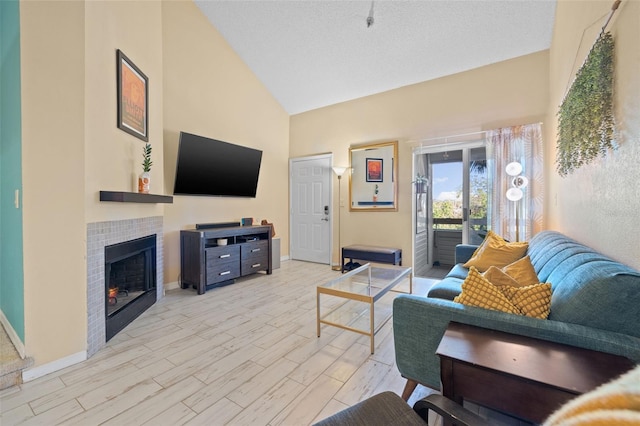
[413,142,486,277]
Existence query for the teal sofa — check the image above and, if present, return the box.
[393,230,640,391]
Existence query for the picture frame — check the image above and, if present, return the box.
[366,158,383,182]
[117,49,148,141]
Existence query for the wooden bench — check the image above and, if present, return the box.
[341,245,402,272]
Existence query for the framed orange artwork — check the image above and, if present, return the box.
[366,158,383,182]
[117,49,148,141]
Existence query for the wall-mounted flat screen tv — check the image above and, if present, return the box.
[173,131,263,197]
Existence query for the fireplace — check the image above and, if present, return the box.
[105,234,157,341]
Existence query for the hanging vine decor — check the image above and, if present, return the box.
[556,32,615,177]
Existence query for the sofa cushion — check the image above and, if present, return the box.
[502,255,540,287]
[446,263,470,280]
[428,277,464,300]
[483,266,521,288]
[463,231,528,272]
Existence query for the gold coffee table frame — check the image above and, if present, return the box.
[316,263,412,354]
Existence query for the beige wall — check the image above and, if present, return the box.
[85,0,165,223]
[20,1,87,366]
[161,0,290,286]
[18,0,287,370]
[545,0,640,270]
[20,0,165,368]
[290,52,549,267]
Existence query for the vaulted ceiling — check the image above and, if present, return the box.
[195,1,557,115]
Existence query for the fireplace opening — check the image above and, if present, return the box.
[105,234,157,341]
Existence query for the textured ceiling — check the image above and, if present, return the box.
[195,0,557,115]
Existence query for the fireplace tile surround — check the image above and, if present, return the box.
[87,216,164,357]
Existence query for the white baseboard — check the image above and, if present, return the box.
[0,310,26,358]
[281,255,290,261]
[22,351,87,382]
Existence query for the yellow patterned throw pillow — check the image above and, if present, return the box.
[456,267,552,319]
[500,283,552,319]
[463,231,528,272]
[454,267,520,315]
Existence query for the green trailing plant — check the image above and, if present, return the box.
[142,143,153,173]
[556,31,615,177]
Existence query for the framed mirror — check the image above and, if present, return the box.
[349,140,398,211]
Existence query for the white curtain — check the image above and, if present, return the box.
[486,124,544,242]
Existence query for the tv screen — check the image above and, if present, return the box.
[173,132,263,197]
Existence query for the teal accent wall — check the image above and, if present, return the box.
[0,0,25,342]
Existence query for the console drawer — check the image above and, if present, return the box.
[206,246,240,284]
[207,261,240,284]
[240,240,268,275]
[240,240,268,260]
[241,258,268,275]
[206,245,240,263]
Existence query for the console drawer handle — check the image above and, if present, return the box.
[220,271,231,276]
[251,248,261,253]
[219,254,231,259]
[252,263,261,268]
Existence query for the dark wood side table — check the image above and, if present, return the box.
[436,322,635,424]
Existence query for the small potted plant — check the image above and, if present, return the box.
[138,143,152,193]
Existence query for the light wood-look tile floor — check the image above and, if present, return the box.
[0,260,439,426]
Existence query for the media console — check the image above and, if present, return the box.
[180,225,272,295]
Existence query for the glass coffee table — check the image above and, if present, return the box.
[316,263,412,354]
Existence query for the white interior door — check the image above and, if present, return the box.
[290,155,332,264]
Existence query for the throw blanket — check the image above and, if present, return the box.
[544,364,640,425]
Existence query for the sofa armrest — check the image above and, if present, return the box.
[455,244,478,264]
[393,295,640,391]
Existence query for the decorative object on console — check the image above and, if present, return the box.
[195,222,241,229]
[260,219,276,237]
[138,143,152,194]
[332,166,347,271]
[116,49,148,142]
[241,217,253,226]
